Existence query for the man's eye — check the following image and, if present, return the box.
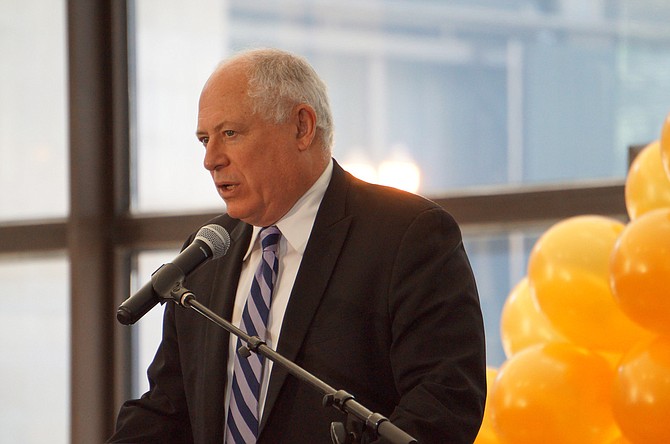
[199,137,209,147]
[223,130,236,137]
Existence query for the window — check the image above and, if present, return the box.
[0,0,68,221]
[134,0,670,214]
[0,255,69,443]
[0,1,68,443]
[4,1,667,441]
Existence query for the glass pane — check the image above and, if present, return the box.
[133,0,670,213]
[0,254,70,444]
[0,0,68,221]
[464,229,543,367]
[132,0,227,213]
[131,249,179,398]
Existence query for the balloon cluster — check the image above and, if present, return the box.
[475,113,670,444]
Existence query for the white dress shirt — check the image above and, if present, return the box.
[224,159,334,423]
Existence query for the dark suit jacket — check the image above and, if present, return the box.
[109,161,486,443]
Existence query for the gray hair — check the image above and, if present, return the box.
[226,48,334,150]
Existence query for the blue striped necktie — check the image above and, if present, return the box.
[226,225,281,444]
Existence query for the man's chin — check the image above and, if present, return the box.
[225,206,256,225]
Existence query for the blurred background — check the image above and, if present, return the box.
[2,0,670,442]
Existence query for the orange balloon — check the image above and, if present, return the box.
[612,336,670,443]
[661,112,670,180]
[528,216,649,353]
[610,208,670,335]
[489,342,619,444]
[608,435,633,444]
[500,277,566,358]
[625,140,670,220]
[474,367,502,444]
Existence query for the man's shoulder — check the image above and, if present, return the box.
[347,173,443,216]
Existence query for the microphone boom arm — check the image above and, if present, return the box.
[159,283,417,444]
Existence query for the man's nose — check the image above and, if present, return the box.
[203,140,229,171]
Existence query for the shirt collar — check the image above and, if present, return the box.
[243,158,334,260]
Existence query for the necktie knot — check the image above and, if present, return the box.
[259,225,281,253]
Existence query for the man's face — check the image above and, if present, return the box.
[196,64,308,227]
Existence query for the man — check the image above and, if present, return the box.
[109,48,486,443]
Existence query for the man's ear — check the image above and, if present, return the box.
[295,104,317,150]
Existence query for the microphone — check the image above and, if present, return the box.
[116,224,231,325]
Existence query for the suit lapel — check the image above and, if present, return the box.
[260,162,353,430]
[204,217,252,321]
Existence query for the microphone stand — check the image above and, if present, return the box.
[152,267,416,444]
